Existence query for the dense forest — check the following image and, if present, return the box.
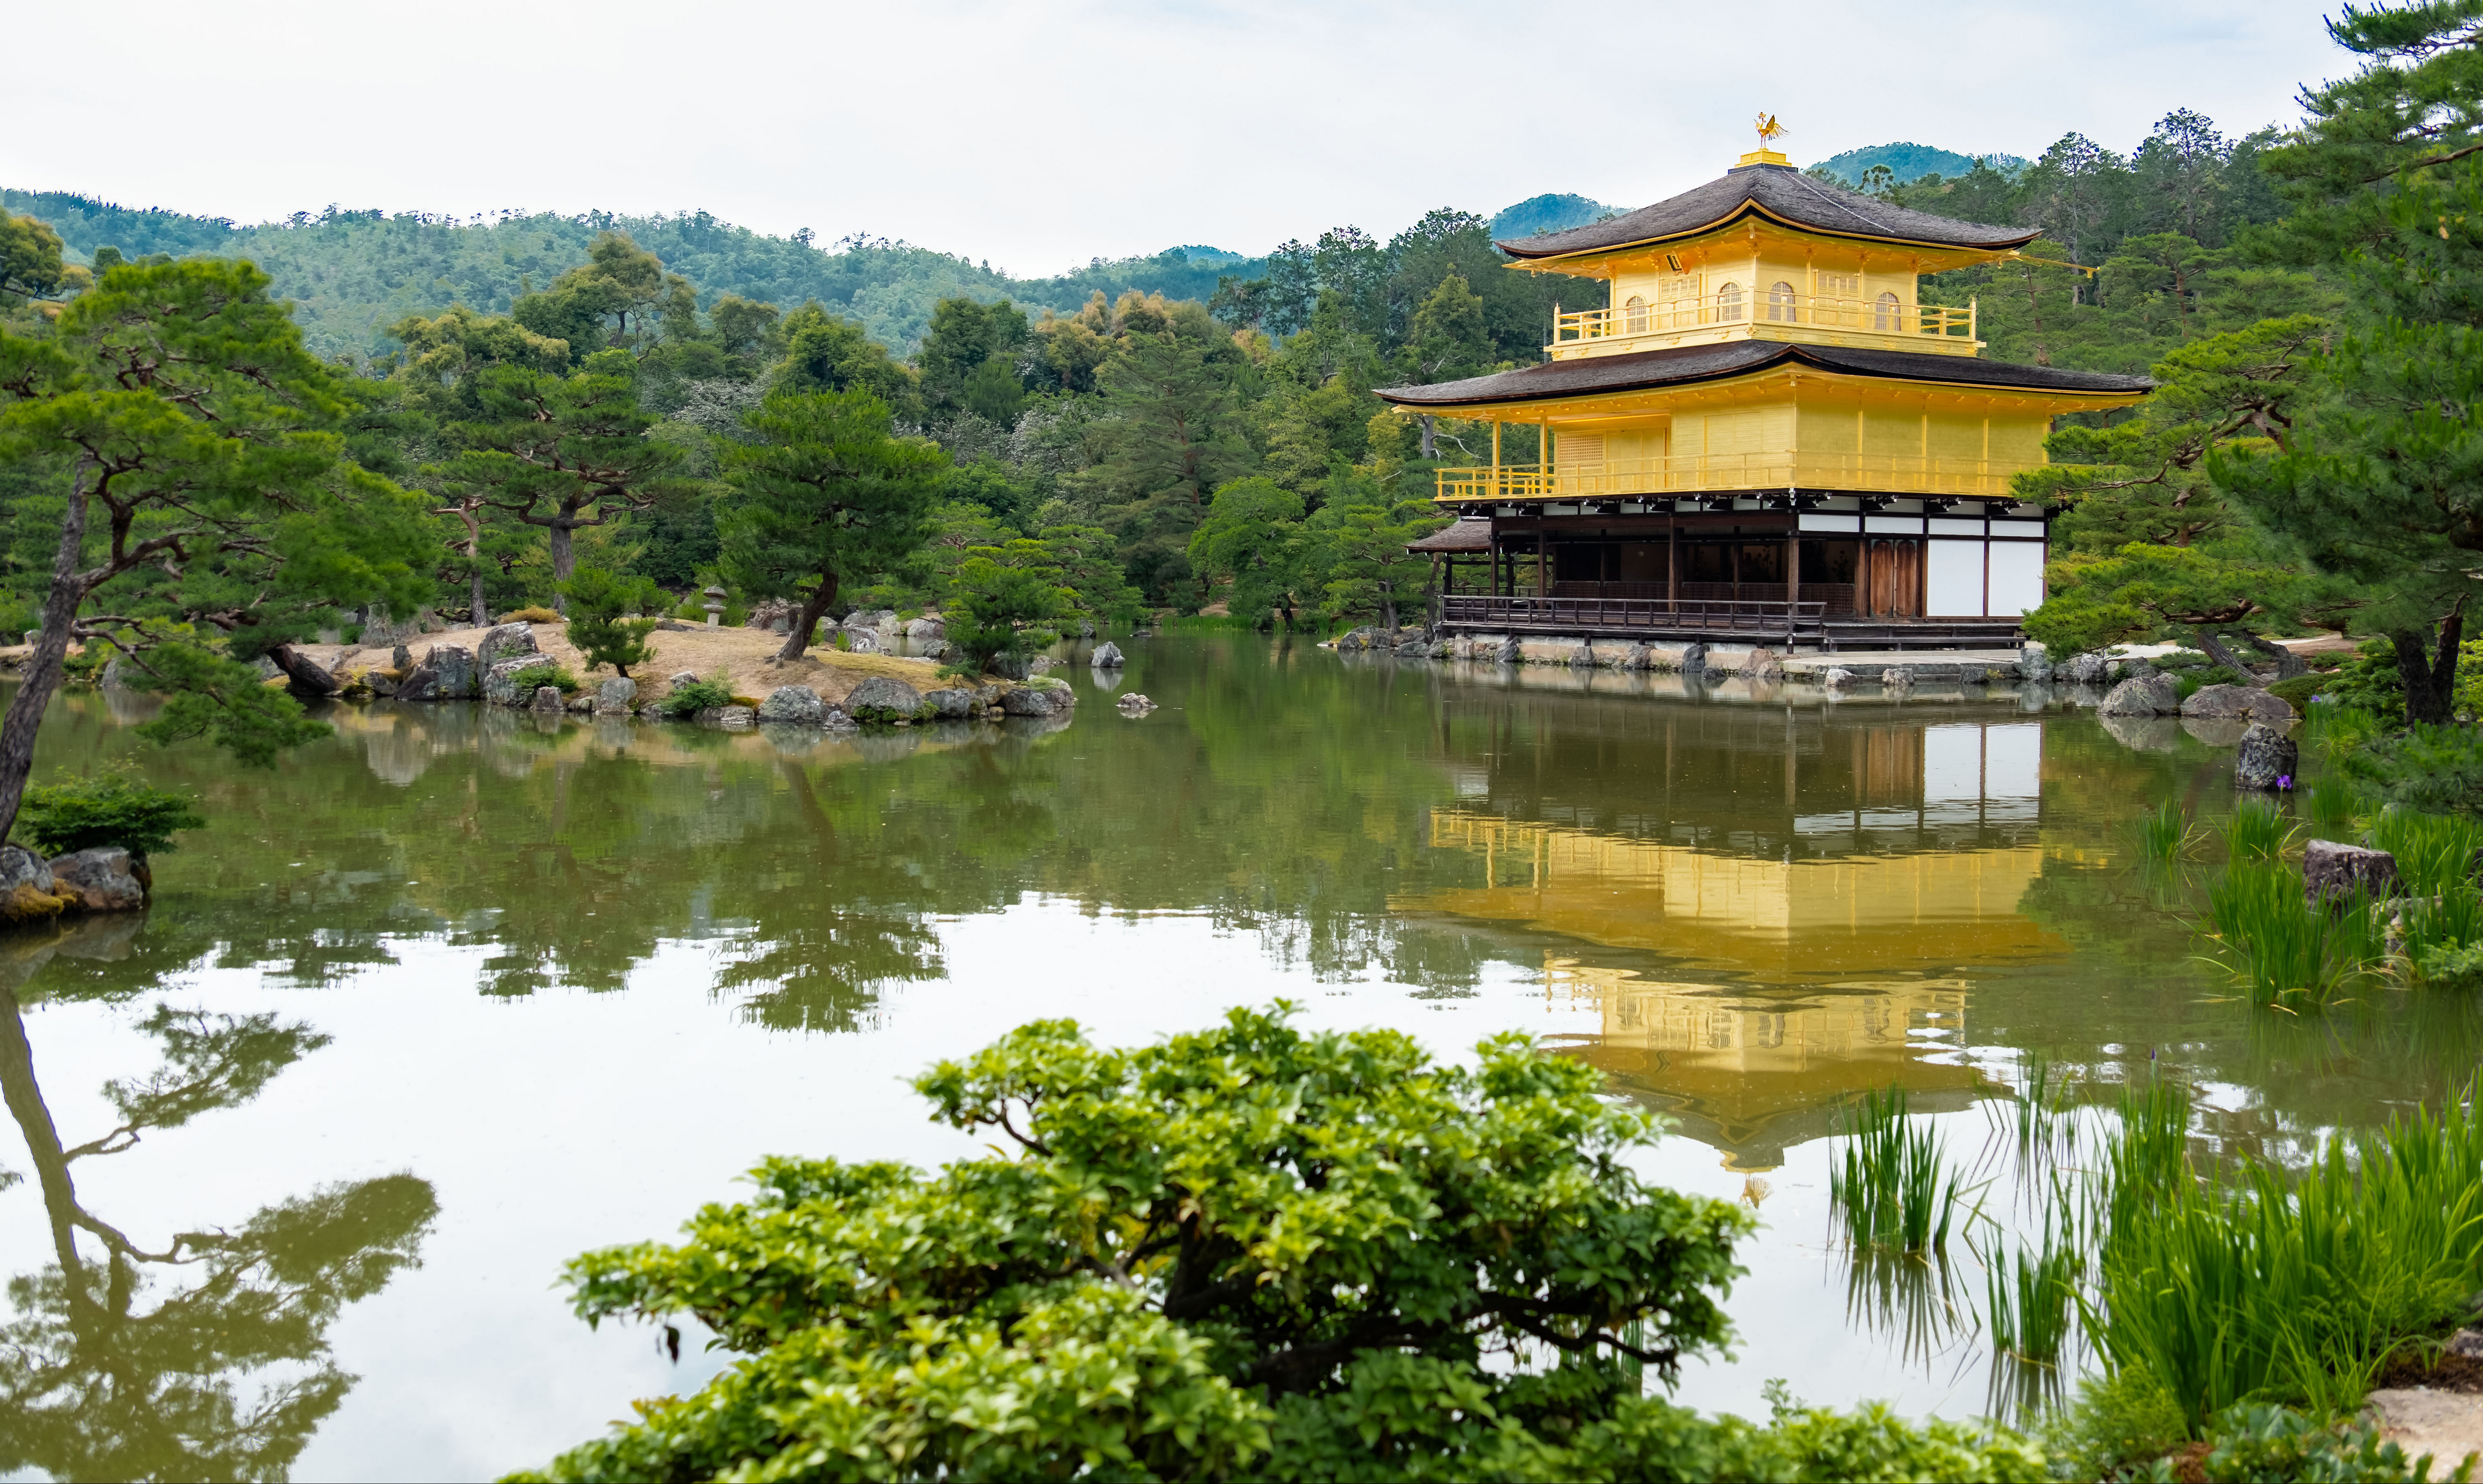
[0,99,2388,660]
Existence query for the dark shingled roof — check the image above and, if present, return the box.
[1376,340,2148,408]
[1406,517,1494,553]
[1499,162,2040,260]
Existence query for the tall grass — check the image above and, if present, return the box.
[2132,801,2201,868]
[1831,1088,1963,1253]
[2088,1081,2483,1431]
[2204,863,2384,1008]
[2305,781,2360,832]
[2219,800,2300,862]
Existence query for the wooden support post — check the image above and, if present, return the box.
[1667,519,1679,613]
[1787,531,1800,642]
[1535,531,1548,598]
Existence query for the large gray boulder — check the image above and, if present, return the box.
[531,686,565,713]
[1,843,61,919]
[48,847,145,911]
[2304,839,2398,904]
[1680,643,1709,677]
[595,677,637,715]
[394,664,438,701]
[484,656,554,706]
[923,687,977,720]
[2099,671,2183,716]
[425,645,478,699]
[1001,685,1071,717]
[1882,666,1915,691]
[2065,652,2114,686]
[1091,642,1125,668]
[1823,667,1858,691]
[476,622,537,667]
[2181,684,2299,725]
[903,616,946,640]
[2019,644,2054,683]
[756,685,826,725]
[1495,635,1521,664]
[2235,721,2299,791]
[844,676,924,719]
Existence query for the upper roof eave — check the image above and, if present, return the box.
[1374,340,2151,411]
[1495,163,2042,264]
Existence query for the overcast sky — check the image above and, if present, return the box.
[6,0,2350,276]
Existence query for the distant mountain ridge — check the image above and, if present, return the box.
[1807,142,2028,185]
[3,187,1612,357]
[1489,193,1622,240]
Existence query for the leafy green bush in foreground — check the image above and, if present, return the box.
[512,1007,2048,1483]
[11,771,204,860]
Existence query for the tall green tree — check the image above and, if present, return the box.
[0,259,434,840]
[2022,317,2337,663]
[2218,0,2483,721]
[439,350,687,599]
[1188,476,1309,627]
[719,388,947,660]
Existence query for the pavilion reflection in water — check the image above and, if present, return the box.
[1402,715,2068,1168]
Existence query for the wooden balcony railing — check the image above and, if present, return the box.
[1443,594,1828,642]
[1553,292,1976,353]
[1435,452,2022,503]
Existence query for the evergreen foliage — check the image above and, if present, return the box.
[11,771,204,859]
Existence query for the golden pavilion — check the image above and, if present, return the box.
[1379,136,2150,648]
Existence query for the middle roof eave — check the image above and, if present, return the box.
[1374,341,2152,410]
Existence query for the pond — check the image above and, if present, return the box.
[2,636,2475,1481]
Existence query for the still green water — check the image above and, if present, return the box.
[1,637,2475,1481]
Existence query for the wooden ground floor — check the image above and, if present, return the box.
[1437,502,2047,620]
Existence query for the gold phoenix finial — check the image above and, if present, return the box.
[1755,113,1788,147]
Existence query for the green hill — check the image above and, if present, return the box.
[3,188,1622,359]
[0,190,1266,359]
[1807,143,2027,185]
[1488,193,1621,241]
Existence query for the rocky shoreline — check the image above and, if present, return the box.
[296,621,1080,729]
[1,842,146,923]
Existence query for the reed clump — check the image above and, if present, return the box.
[1830,1088,1961,1254]
[2132,800,2200,868]
[2087,1082,2483,1432]
[2204,862,2384,1008]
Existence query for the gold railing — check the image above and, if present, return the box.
[1435,451,2022,502]
[1553,292,1975,352]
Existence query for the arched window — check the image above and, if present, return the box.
[1874,291,1902,331]
[1766,281,1798,322]
[1623,294,1648,334]
[1715,281,1744,322]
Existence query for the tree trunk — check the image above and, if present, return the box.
[470,564,489,626]
[0,983,93,1322]
[2194,630,2267,682]
[2393,611,2465,726]
[777,572,840,661]
[266,643,341,698]
[0,467,92,847]
[2241,632,2309,681]
[1419,415,1436,460]
[547,522,574,613]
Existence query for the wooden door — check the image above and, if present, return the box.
[1866,539,1922,616]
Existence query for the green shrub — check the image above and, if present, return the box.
[558,566,665,678]
[500,605,564,625]
[2051,1366,2190,1480]
[2267,672,2326,710]
[12,771,205,860]
[2321,640,2406,720]
[656,675,734,718]
[519,1006,1767,1483]
[59,646,107,683]
[2342,722,2483,817]
[504,661,580,695]
[2200,1402,2438,1483]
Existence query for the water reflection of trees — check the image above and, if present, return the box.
[0,919,437,1481]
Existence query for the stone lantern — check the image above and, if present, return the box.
[703,585,727,628]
